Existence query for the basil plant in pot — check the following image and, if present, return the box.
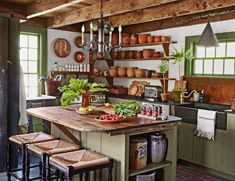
[59,78,108,107]
[158,60,169,101]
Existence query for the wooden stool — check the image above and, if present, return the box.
[8,132,56,181]
[27,139,80,181]
[49,150,114,181]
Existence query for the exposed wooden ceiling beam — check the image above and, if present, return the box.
[104,0,235,27]
[27,0,90,19]
[0,2,26,19]
[122,6,235,33]
[47,0,179,28]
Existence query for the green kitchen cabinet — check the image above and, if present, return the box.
[227,113,235,173]
[178,123,194,160]
[178,118,235,180]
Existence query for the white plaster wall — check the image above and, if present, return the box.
[47,19,235,90]
[47,29,89,75]
[112,19,235,91]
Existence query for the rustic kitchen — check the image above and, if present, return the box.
[0,0,235,181]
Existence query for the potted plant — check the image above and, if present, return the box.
[59,78,107,107]
[158,60,169,101]
[171,48,194,79]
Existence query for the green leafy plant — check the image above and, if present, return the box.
[59,78,107,106]
[158,60,169,94]
[171,48,194,78]
[114,101,141,117]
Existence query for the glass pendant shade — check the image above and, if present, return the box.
[197,22,219,47]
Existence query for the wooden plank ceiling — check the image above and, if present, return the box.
[1,0,235,32]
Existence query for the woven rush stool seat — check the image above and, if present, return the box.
[27,139,80,181]
[8,132,56,181]
[49,150,113,181]
[9,132,55,145]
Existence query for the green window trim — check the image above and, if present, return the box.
[20,25,47,95]
[185,32,235,78]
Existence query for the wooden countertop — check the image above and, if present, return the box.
[26,106,181,135]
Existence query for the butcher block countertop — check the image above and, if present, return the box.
[26,106,181,136]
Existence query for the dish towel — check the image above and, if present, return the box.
[195,109,216,140]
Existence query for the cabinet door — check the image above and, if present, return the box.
[193,130,228,170]
[178,123,194,160]
[228,130,235,172]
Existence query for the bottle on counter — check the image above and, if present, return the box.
[54,62,58,71]
[199,89,204,103]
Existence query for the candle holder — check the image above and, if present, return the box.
[80,0,122,57]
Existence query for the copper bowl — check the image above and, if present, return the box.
[74,51,85,63]
[135,51,143,59]
[122,33,130,45]
[154,35,162,42]
[161,36,169,42]
[138,34,150,44]
[143,49,154,59]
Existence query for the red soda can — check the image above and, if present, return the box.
[141,104,146,115]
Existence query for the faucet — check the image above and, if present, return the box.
[180,90,198,104]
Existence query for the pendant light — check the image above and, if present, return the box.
[197,22,219,47]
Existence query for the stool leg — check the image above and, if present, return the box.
[46,155,51,180]
[108,159,113,181]
[22,144,27,181]
[42,154,47,181]
[25,147,30,181]
[67,176,72,181]
[7,142,11,181]
[85,172,89,181]
[79,173,83,181]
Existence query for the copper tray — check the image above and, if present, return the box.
[54,38,71,58]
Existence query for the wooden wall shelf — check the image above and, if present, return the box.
[52,71,90,75]
[92,75,176,81]
[122,41,177,48]
[129,160,171,177]
[96,57,172,62]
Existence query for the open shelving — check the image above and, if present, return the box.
[129,160,172,177]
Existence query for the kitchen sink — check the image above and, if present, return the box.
[175,103,230,130]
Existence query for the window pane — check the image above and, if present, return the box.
[20,34,28,47]
[204,59,213,74]
[194,59,203,74]
[20,48,28,60]
[196,47,205,58]
[28,87,38,98]
[28,61,37,73]
[224,59,234,75]
[24,74,29,87]
[20,61,28,73]
[28,74,38,87]
[28,48,38,61]
[206,47,215,58]
[216,43,226,57]
[214,59,224,74]
[226,42,235,57]
[28,35,38,48]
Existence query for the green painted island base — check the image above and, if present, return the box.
[51,123,178,181]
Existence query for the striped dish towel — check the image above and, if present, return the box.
[195,109,216,140]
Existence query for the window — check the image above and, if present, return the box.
[20,34,39,98]
[20,26,47,98]
[185,32,235,77]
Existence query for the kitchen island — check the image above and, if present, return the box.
[26,106,181,181]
